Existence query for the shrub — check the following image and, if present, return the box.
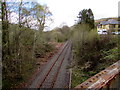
[71,24,119,88]
[72,24,118,70]
[34,42,55,58]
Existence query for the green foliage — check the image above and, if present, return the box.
[101,47,119,62]
[72,66,97,88]
[3,25,35,88]
[71,24,119,87]
[2,24,55,88]
[72,24,99,66]
[30,2,52,31]
[77,9,95,29]
[72,68,89,88]
[34,42,55,58]
[51,25,71,42]
[72,25,118,67]
[2,1,55,88]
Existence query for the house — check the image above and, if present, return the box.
[97,19,120,34]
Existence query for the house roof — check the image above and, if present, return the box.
[100,21,108,25]
[100,19,119,25]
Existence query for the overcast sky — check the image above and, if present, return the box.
[36,0,120,30]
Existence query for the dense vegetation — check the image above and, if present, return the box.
[71,23,120,88]
[1,1,70,88]
[1,0,120,88]
[77,9,95,29]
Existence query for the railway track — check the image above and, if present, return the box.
[29,41,71,88]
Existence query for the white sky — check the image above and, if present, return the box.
[36,0,120,30]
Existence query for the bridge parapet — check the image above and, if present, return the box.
[75,60,120,89]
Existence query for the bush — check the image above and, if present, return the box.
[72,24,118,70]
[34,42,54,58]
[72,24,99,66]
[71,24,119,88]
[101,47,119,62]
[2,25,55,88]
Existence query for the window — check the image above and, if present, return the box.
[118,25,120,28]
[113,25,115,28]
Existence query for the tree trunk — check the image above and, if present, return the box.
[2,1,10,60]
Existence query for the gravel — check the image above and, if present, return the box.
[28,41,71,88]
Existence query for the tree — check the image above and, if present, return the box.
[1,1,54,87]
[77,8,95,29]
[31,2,52,32]
[1,0,10,60]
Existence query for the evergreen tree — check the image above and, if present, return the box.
[77,8,95,29]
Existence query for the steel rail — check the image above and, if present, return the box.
[36,41,70,88]
[50,43,71,88]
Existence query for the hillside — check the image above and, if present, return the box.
[95,17,118,23]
